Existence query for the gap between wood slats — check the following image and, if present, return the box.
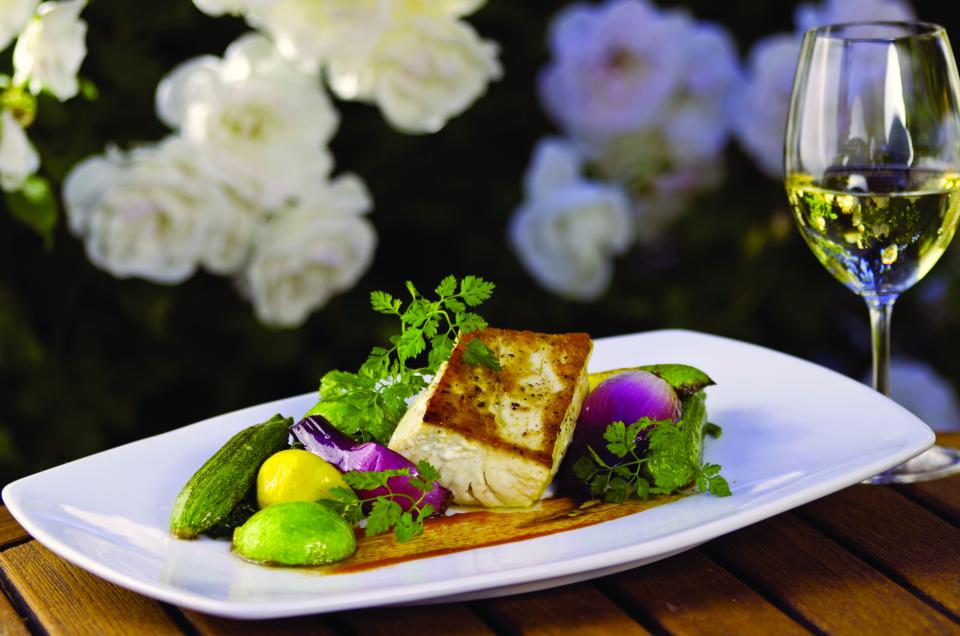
[336,603,494,636]
[699,543,826,636]
[892,433,960,527]
[705,513,957,635]
[178,607,339,636]
[596,548,812,636]
[0,541,182,636]
[0,562,36,636]
[0,510,29,551]
[797,486,960,624]
[469,582,651,636]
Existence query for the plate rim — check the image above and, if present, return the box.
[1,328,936,619]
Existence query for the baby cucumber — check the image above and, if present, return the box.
[170,414,291,539]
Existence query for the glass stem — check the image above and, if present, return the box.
[865,295,896,397]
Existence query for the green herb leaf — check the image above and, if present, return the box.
[365,498,403,537]
[307,275,495,444]
[462,338,500,371]
[330,461,445,542]
[704,423,723,438]
[342,468,409,491]
[573,390,731,502]
[370,291,400,314]
[460,276,495,306]
[707,474,732,497]
[435,275,457,298]
[416,460,441,483]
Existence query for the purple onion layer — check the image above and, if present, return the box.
[291,416,451,516]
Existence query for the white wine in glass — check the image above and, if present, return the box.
[785,22,960,483]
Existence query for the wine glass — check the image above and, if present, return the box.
[785,22,960,484]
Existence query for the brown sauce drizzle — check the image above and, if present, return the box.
[315,494,683,575]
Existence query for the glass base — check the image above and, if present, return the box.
[862,445,960,484]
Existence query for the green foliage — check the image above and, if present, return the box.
[323,461,442,542]
[309,275,494,443]
[462,337,500,371]
[574,392,731,503]
[6,176,57,247]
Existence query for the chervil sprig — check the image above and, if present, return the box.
[307,275,496,444]
[573,413,730,503]
[322,461,443,542]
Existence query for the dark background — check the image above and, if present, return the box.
[2,1,960,485]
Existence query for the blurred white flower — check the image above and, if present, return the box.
[246,0,500,133]
[246,0,391,74]
[192,0,267,18]
[794,0,914,33]
[868,358,960,431]
[509,138,632,301]
[0,0,37,52]
[536,0,739,246]
[539,1,740,158]
[734,0,915,178]
[63,138,236,284]
[156,33,338,210]
[0,110,39,191]
[539,1,684,140]
[243,174,376,327]
[326,11,502,134]
[13,0,88,101]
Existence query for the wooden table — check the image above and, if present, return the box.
[1,433,959,635]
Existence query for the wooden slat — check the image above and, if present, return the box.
[182,609,336,635]
[0,509,28,549]
[0,588,29,636]
[800,485,960,617]
[476,583,650,635]
[0,542,182,636]
[605,550,809,635]
[707,514,957,634]
[936,432,960,448]
[337,604,494,635]
[897,433,960,526]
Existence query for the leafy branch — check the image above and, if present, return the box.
[307,275,496,443]
[322,461,443,542]
[573,416,730,503]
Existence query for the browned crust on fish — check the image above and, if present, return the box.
[422,328,592,467]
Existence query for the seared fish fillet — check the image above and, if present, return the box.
[388,328,592,507]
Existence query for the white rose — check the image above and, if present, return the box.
[403,0,486,18]
[0,0,37,52]
[326,12,502,134]
[13,0,88,101]
[795,0,914,33]
[156,34,338,210]
[539,1,685,140]
[539,0,739,183]
[0,109,39,191]
[192,0,268,18]
[732,34,800,178]
[247,0,491,78]
[243,174,376,327]
[246,0,391,74]
[667,22,743,164]
[63,138,239,284]
[508,138,632,301]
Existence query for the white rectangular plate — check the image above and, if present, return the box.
[3,330,934,619]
